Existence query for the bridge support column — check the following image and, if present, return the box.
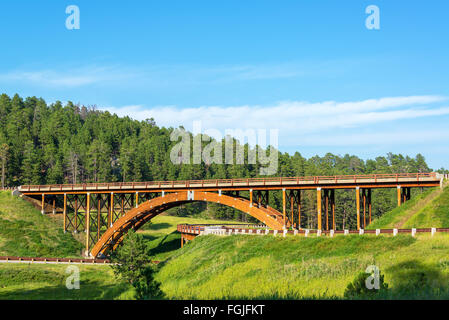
[74,196,78,233]
[290,191,294,229]
[41,194,45,215]
[298,190,302,229]
[356,187,360,230]
[96,194,102,241]
[282,188,286,229]
[63,193,67,233]
[397,186,402,207]
[85,193,91,257]
[330,189,335,231]
[109,192,114,227]
[52,197,56,215]
[368,189,372,225]
[317,188,322,231]
[324,189,329,231]
[249,189,253,207]
[362,189,366,229]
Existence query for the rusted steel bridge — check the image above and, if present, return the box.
[18,172,443,257]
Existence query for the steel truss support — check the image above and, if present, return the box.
[40,193,59,215]
[397,186,411,207]
[285,189,301,229]
[63,192,149,255]
[65,193,87,233]
[319,189,336,231]
[253,190,269,208]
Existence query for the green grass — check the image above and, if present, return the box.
[0,191,83,257]
[140,214,245,237]
[2,189,449,300]
[403,185,449,228]
[139,214,246,261]
[155,233,449,299]
[368,185,449,229]
[0,263,133,299]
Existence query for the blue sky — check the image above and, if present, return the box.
[0,1,448,169]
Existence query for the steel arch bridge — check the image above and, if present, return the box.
[17,172,443,257]
[90,190,284,257]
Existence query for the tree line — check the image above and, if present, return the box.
[0,93,447,229]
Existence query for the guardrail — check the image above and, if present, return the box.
[0,256,111,264]
[177,223,266,235]
[178,224,449,237]
[18,172,438,192]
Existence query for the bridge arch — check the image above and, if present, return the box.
[91,190,284,257]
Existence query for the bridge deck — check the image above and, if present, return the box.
[18,173,442,194]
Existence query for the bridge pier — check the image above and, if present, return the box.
[360,188,372,229]
[317,188,322,231]
[85,193,91,256]
[41,194,45,214]
[63,193,67,233]
[282,188,286,229]
[330,189,336,231]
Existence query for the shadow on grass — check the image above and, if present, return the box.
[148,232,181,259]
[383,259,449,299]
[141,234,159,242]
[142,223,172,231]
[0,280,132,300]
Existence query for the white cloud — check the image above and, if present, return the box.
[103,95,449,148]
[0,61,338,88]
[297,129,449,147]
[106,95,447,129]
[0,66,136,88]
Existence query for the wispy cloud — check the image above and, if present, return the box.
[298,129,449,147]
[100,96,449,149]
[0,65,136,88]
[0,61,339,88]
[106,95,447,128]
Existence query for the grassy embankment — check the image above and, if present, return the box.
[0,191,241,299]
[0,191,83,257]
[156,233,449,299]
[155,183,449,299]
[0,263,134,299]
[139,214,246,261]
[368,182,449,229]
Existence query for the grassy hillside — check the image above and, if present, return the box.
[156,233,449,299]
[0,212,243,299]
[368,184,449,229]
[140,214,246,261]
[0,263,133,299]
[0,191,83,257]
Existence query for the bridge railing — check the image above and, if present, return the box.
[18,172,438,192]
